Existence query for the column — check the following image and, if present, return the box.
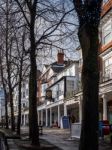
[58,105,60,127]
[64,104,67,116]
[21,115,23,125]
[23,114,26,126]
[102,94,107,120]
[26,114,28,125]
[50,108,52,127]
[37,111,39,125]
[46,109,48,127]
[79,99,82,123]
[41,110,43,126]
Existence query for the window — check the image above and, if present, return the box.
[58,81,64,96]
[23,103,25,108]
[41,83,47,96]
[51,80,64,101]
[22,91,25,98]
[66,80,75,92]
[104,56,112,80]
[26,89,29,96]
[22,83,26,88]
[103,0,108,4]
[102,20,112,45]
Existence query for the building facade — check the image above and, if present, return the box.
[4,0,112,128]
[37,52,80,127]
[99,0,112,123]
[37,0,112,127]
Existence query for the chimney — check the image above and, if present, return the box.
[57,51,64,65]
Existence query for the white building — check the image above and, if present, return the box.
[37,0,112,128]
[37,52,80,127]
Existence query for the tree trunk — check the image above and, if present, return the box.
[0,52,9,129]
[4,92,9,129]
[5,0,15,132]
[78,24,99,150]
[9,89,15,131]
[29,13,40,145]
[17,79,22,135]
[29,52,39,146]
[17,56,23,135]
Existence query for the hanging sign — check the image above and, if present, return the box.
[46,89,52,100]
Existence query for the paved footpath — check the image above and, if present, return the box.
[40,128,112,150]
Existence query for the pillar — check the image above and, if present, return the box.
[50,108,52,127]
[37,111,39,125]
[79,99,82,123]
[21,115,23,125]
[26,114,28,125]
[58,105,60,127]
[102,94,107,120]
[64,104,67,116]
[41,110,43,125]
[23,114,26,126]
[46,109,48,127]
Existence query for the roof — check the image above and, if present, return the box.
[40,60,79,79]
[51,66,64,73]
[51,60,68,66]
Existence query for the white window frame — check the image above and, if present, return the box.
[102,19,112,45]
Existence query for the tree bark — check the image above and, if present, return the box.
[0,52,9,129]
[17,74,22,135]
[9,89,15,131]
[5,0,15,131]
[72,1,102,150]
[4,91,9,129]
[29,53,39,146]
[29,1,40,145]
[78,24,99,150]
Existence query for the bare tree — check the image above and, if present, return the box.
[14,28,30,135]
[0,46,9,129]
[14,0,77,146]
[73,0,103,150]
[0,0,28,131]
